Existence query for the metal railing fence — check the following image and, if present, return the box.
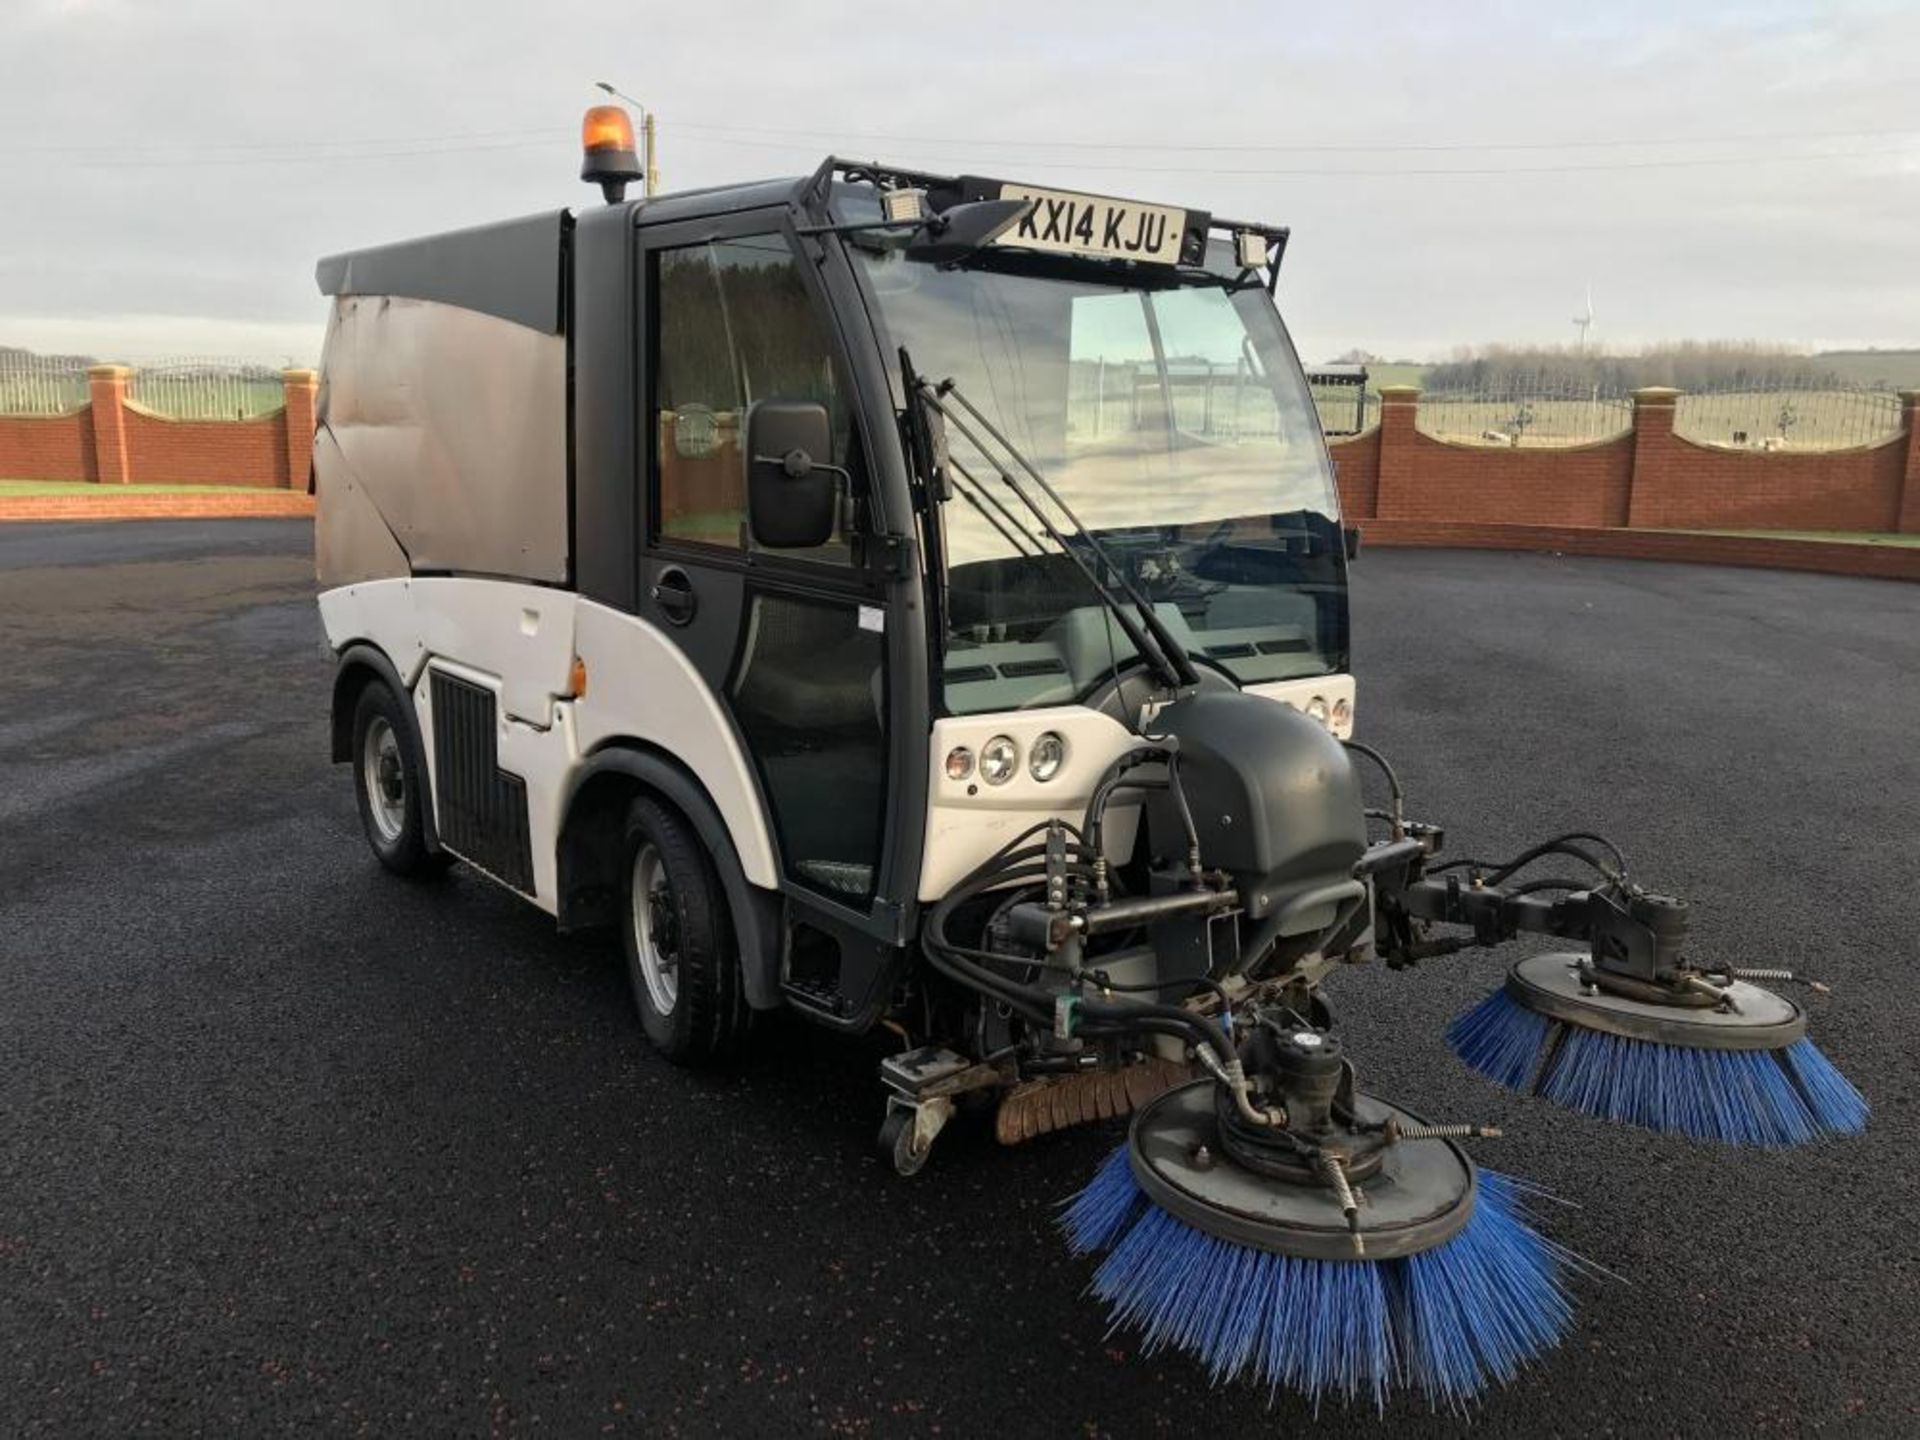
[1674,385,1904,450]
[1307,368,1376,437]
[126,358,288,421]
[0,352,92,416]
[1063,358,1379,442]
[1,353,298,421]
[1410,374,1907,451]
[1416,374,1635,447]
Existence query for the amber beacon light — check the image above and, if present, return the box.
[581,105,642,203]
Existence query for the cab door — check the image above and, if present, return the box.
[634,209,901,960]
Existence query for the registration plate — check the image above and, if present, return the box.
[994,184,1189,266]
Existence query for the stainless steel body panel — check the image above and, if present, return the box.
[315,295,567,586]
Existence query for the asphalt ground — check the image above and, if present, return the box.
[1,520,1915,1437]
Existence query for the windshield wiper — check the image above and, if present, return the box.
[912,375,1202,692]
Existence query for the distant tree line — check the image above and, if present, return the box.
[1422,342,1854,396]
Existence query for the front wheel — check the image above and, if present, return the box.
[351,681,448,877]
[620,797,753,1066]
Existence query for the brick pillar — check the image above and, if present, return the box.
[1373,384,1420,520]
[1896,391,1920,535]
[1625,386,1681,529]
[281,368,318,491]
[87,364,133,484]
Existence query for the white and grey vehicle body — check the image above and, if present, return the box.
[315,149,1386,1164]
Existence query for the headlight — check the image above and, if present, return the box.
[945,745,975,781]
[1331,697,1352,732]
[979,735,1019,785]
[1303,695,1331,727]
[1028,731,1067,782]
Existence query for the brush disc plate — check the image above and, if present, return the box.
[1127,1081,1475,1262]
[1507,951,1806,1051]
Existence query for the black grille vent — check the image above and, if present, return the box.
[429,671,534,893]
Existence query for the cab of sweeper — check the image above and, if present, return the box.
[314,120,1354,1064]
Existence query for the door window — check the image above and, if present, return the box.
[652,235,860,561]
[729,592,888,903]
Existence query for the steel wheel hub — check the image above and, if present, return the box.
[361,716,406,843]
[631,842,680,1014]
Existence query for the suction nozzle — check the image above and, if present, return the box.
[1450,952,1868,1145]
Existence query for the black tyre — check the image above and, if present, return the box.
[879,1107,932,1178]
[350,680,449,877]
[620,796,753,1065]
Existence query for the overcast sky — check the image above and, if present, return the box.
[2,0,1915,364]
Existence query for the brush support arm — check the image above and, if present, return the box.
[1379,870,1694,985]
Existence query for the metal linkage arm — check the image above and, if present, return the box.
[1379,873,1693,985]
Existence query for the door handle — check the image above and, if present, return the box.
[649,566,697,626]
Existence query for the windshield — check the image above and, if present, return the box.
[852,229,1348,715]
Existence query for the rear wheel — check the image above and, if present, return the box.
[620,796,753,1065]
[351,681,447,877]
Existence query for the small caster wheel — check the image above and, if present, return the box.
[879,1106,931,1178]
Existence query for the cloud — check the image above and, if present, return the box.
[0,0,1914,361]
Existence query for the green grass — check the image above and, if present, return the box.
[0,479,253,496]
[1674,528,1920,548]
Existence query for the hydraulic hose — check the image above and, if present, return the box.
[1341,739,1405,836]
[1085,969,1235,1017]
[1082,746,1172,862]
[1427,831,1628,884]
[923,823,1234,1061]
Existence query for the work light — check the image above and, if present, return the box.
[979,736,1018,785]
[1029,732,1067,782]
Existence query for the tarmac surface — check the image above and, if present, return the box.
[1,519,1915,1437]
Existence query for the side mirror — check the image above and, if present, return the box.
[1344,525,1363,561]
[905,198,1034,266]
[745,400,840,549]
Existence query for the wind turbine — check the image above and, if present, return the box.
[1572,286,1595,355]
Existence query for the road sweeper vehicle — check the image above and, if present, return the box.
[312,105,1867,1409]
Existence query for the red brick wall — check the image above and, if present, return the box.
[1388,432,1634,527]
[1629,433,1905,532]
[1360,519,1920,583]
[123,403,290,488]
[282,370,317,492]
[0,490,314,522]
[1901,413,1920,533]
[0,367,310,489]
[1328,426,1380,519]
[0,411,95,482]
[1324,384,1919,537]
[3,368,1917,543]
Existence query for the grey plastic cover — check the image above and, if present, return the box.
[316,211,567,334]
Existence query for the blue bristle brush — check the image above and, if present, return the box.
[1448,960,1868,1146]
[1061,1147,1576,1412]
